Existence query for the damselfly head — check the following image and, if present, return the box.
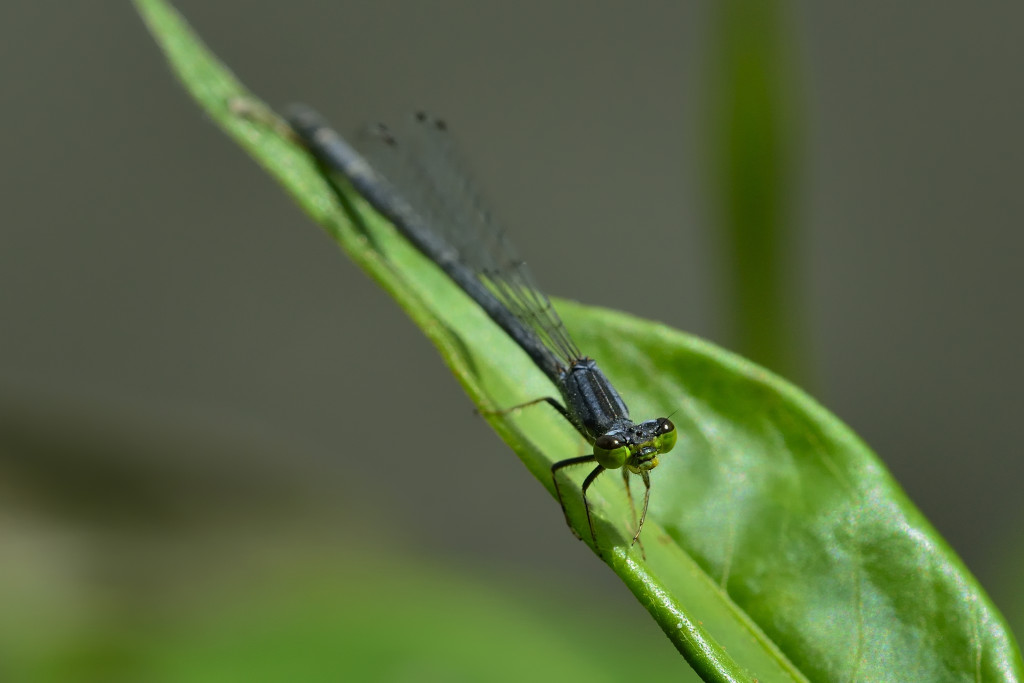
[592,417,676,471]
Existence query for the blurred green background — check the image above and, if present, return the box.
[1,2,1022,679]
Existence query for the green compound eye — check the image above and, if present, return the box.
[593,433,630,469]
[656,418,677,453]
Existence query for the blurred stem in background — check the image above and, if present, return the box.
[705,0,807,385]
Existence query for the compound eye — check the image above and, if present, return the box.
[656,418,678,453]
[593,433,629,469]
[595,434,624,451]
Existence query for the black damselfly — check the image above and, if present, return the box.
[285,106,677,555]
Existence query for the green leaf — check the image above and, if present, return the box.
[135,1,1023,681]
